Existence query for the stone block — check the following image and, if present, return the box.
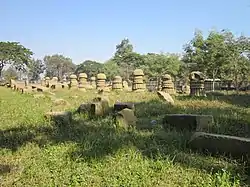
[115,108,137,129]
[114,102,135,112]
[90,97,110,117]
[189,132,250,158]
[76,103,92,114]
[162,114,214,132]
[157,91,174,105]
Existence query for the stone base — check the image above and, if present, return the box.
[189,132,250,158]
[162,114,214,132]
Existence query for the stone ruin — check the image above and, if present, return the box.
[45,77,50,87]
[96,73,106,90]
[122,80,129,90]
[78,73,87,91]
[161,74,175,94]
[157,77,162,91]
[90,76,96,89]
[69,74,78,89]
[112,76,123,91]
[189,71,206,97]
[50,77,58,89]
[132,69,146,92]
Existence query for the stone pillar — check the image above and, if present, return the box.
[132,69,146,92]
[123,80,129,90]
[96,73,106,90]
[157,77,162,91]
[112,76,123,91]
[51,77,58,89]
[41,78,46,87]
[90,76,96,89]
[78,73,87,91]
[45,77,50,88]
[189,71,206,96]
[69,74,78,89]
[161,74,175,94]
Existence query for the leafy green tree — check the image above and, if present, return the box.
[102,59,120,80]
[143,53,181,78]
[75,60,104,78]
[2,66,18,81]
[114,38,133,65]
[28,59,46,81]
[183,29,228,91]
[222,32,250,90]
[44,54,75,80]
[0,41,33,78]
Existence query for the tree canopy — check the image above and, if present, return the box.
[1,28,250,89]
[0,42,33,78]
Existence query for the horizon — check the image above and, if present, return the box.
[1,0,250,64]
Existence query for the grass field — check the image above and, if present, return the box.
[0,87,250,186]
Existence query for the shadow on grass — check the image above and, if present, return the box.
[0,98,250,184]
[176,91,250,108]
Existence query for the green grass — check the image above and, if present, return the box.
[0,87,250,186]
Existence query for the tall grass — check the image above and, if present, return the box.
[0,87,250,186]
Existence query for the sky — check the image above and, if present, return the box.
[1,0,250,64]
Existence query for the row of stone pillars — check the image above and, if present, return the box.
[43,70,206,96]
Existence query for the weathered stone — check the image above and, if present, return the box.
[132,69,146,92]
[162,114,214,132]
[161,74,175,94]
[157,78,162,91]
[182,84,190,94]
[122,80,129,90]
[189,71,206,97]
[189,132,250,158]
[78,73,88,91]
[44,111,72,124]
[45,77,50,87]
[52,99,69,106]
[112,76,123,91]
[76,103,92,113]
[69,74,78,89]
[114,102,135,112]
[96,73,106,90]
[90,76,96,89]
[157,91,174,105]
[115,108,137,128]
[90,96,110,116]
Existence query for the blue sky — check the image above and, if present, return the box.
[1,0,249,64]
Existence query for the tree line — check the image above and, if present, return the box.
[1,29,250,90]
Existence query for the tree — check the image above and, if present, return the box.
[183,29,228,91]
[28,59,46,81]
[143,53,181,78]
[44,54,75,80]
[222,32,250,91]
[114,38,133,65]
[102,59,120,80]
[75,60,104,78]
[0,41,33,78]
[2,66,18,81]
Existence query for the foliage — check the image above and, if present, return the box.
[0,41,33,77]
[183,29,250,91]
[27,59,46,81]
[102,59,120,80]
[44,54,76,80]
[2,66,18,81]
[75,60,104,78]
[143,53,181,78]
